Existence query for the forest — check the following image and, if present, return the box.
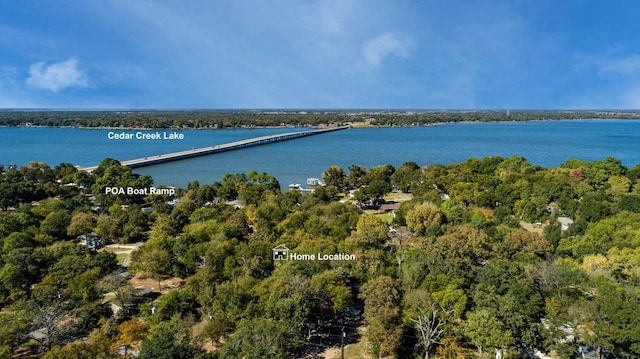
[1,155,640,358]
[1,109,640,129]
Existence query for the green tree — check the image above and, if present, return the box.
[391,161,420,193]
[312,184,341,202]
[322,165,347,192]
[66,212,97,239]
[578,278,640,358]
[365,179,392,200]
[576,193,613,223]
[255,274,313,327]
[2,231,35,253]
[360,276,402,358]
[618,194,640,213]
[347,214,389,249]
[347,165,368,189]
[0,182,21,211]
[474,259,544,348]
[197,277,257,345]
[130,247,172,290]
[0,232,41,301]
[406,202,443,236]
[464,309,514,359]
[40,210,71,239]
[439,199,465,224]
[366,164,395,185]
[138,316,203,359]
[44,323,117,359]
[117,205,149,243]
[310,269,352,315]
[431,284,467,319]
[217,318,303,358]
[528,258,586,305]
[0,304,30,357]
[494,229,554,260]
[152,290,196,322]
[559,211,640,258]
[424,225,491,281]
[0,211,37,240]
[607,175,631,195]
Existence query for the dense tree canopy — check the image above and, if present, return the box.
[1,155,639,358]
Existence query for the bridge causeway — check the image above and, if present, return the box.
[79,126,348,172]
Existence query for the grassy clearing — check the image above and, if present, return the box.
[384,191,413,202]
[343,339,371,359]
[116,252,129,266]
[362,209,394,224]
[376,213,393,223]
[100,243,139,267]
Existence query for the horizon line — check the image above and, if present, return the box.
[2,108,640,113]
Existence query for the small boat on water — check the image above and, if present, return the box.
[306,178,324,186]
[288,183,304,191]
[288,183,312,192]
[289,178,325,192]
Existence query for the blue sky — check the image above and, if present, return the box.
[1,0,640,109]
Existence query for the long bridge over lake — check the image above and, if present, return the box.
[79,126,348,172]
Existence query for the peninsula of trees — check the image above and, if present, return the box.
[1,156,639,358]
[1,109,640,129]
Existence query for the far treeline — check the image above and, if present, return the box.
[1,156,640,358]
[1,109,640,128]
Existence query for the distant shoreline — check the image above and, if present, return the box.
[2,109,640,131]
[1,117,637,131]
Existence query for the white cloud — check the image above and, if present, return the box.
[363,33,410,68]
[26,57,89,92]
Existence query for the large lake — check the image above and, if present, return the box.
[2,120,639,188]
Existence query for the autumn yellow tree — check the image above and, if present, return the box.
[113,318,149,357]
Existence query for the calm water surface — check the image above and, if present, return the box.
[2,120,639,188]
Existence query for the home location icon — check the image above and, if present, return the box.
[272,244,290,260]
